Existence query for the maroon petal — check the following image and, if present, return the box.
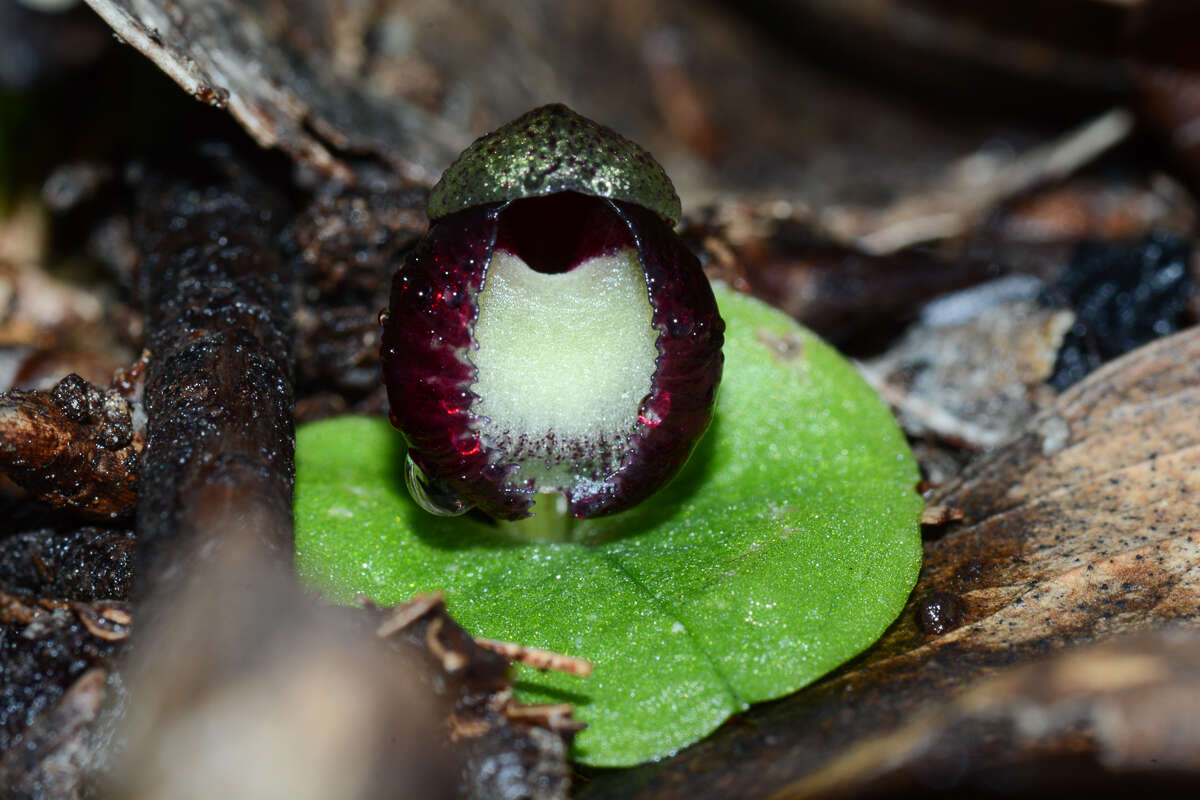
[565,200,724,517]
[381,194,723,521]
[380,203,533,520]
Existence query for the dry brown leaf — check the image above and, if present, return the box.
[582,326,1200,799]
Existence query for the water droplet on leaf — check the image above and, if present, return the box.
[405,454,472,517]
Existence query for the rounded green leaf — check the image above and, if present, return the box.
[295,287,922,766]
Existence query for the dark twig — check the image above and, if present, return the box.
[114,157,461,798]
[132,155,294,595]
[118,157,577,799]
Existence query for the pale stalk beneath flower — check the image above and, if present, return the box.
[497,491,575,543]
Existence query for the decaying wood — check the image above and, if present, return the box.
[282,173,427,411]
[0,668,111,800]
[110,557,461,800]
[0,374,141,519]
[115,159,454,797]
[118,158,444,795]
[0,593,127,798]
[111,572,580,798]
[583,326,1200,799]
[0,527,134,600]
[776,629,1200,798]
[81,0,465,184]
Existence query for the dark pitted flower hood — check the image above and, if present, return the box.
[427,104,682,226]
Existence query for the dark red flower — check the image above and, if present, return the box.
[381,105,723,520]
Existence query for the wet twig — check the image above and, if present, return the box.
[132,155,294,595]
[112,156,578,799]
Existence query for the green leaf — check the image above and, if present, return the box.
[295,287,922,766]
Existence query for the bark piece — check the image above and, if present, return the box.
[123,154,575,799]
[117,158,458,792]
[81,0,463,183]
[777,630,1200,798]
[0,374,141,519]
[859,280,1074,449]
[111,555,458,800]
[111,563,576,800]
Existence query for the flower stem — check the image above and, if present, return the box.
[498,491,575,543]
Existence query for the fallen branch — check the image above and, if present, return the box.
[132,153,295,594]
